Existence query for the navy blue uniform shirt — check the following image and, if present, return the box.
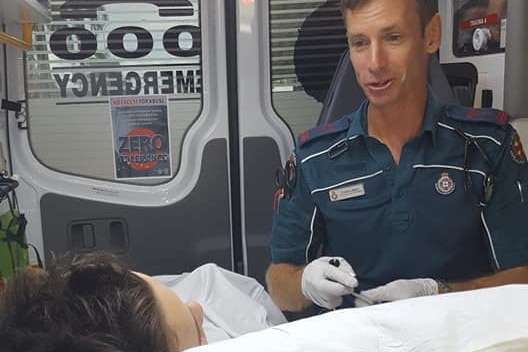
[271,92,528,307]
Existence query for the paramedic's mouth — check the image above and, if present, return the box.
[367,80,391,90]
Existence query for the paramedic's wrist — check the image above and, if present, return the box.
[437,280,452,294]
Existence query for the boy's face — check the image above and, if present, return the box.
[134,272,208,351]
[345,0,440,110]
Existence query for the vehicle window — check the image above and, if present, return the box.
[269,0,347,136]
[26,0,201,184]
[452,0,507,57]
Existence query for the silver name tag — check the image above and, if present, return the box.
[329,183,365,202]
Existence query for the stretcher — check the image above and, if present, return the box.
[188,284,528,352]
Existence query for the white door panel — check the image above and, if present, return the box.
[6,0,235,274]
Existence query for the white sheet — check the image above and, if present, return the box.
[187,284,528,352]
[154,264,286,342]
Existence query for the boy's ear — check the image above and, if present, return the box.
[424,13,441,54]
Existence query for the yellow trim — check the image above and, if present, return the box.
[0,22,33,50]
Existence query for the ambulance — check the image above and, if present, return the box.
[0,0,526,286]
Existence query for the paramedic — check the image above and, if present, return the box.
[266,0,528,312]
[0,252,286,352]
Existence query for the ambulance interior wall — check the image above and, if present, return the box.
[0,43,15,215]
[504,1,528,119]
[505,1,528,145]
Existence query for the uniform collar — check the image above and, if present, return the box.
[346,86,443,144]
[346,100,369,138]
[422,87,443,145]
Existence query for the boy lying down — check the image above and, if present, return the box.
[0,252,286,351]
[1,252,528,351]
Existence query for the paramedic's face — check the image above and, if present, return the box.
[345,0,440,109]
[134,272,207,351]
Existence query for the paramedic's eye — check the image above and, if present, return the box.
[385,33,402,43]
[349,38,367,50]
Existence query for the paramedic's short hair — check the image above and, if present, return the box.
[0,252,172,352]
[339,0,438,32]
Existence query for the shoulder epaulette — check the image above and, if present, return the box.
[297,117,350,147]
[444,105,509,126]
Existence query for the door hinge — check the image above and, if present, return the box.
[1,99,27,130]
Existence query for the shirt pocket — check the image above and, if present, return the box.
[314,174,391,213]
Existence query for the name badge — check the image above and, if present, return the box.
[329,183,365,202]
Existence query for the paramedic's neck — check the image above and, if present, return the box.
[367,90,427,165]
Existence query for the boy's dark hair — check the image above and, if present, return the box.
[0,252,172,352]
[339,0,439,31]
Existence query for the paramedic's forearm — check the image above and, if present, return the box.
[439,265,528,293]
[266,263,313,312]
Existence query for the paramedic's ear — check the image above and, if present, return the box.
[424,13,441,54]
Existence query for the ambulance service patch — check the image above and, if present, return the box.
[435,172,455,195]
[510,131,527,164]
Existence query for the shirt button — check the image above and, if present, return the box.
[385,166,391,171]
[398,190,405,197]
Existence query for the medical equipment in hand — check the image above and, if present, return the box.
[301,256,358,309]
[328,258,374,306]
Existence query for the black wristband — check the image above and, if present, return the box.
[437,280,452,294]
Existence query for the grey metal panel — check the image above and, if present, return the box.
[504,0,528,118]
[40,139,232,274]
[243,136,282,286]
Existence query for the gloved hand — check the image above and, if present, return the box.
[301,256,358,309]
[355,278,438,307]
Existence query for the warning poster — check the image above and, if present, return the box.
[110,95,171,179]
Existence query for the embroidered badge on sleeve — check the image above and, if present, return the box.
[510,131,527,164]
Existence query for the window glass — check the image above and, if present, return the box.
[452,0,507,57]
[269,0,347,136]
[26,0,201,184]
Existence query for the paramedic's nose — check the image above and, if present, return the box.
[186,301,207,345]
[368,41,387,73]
